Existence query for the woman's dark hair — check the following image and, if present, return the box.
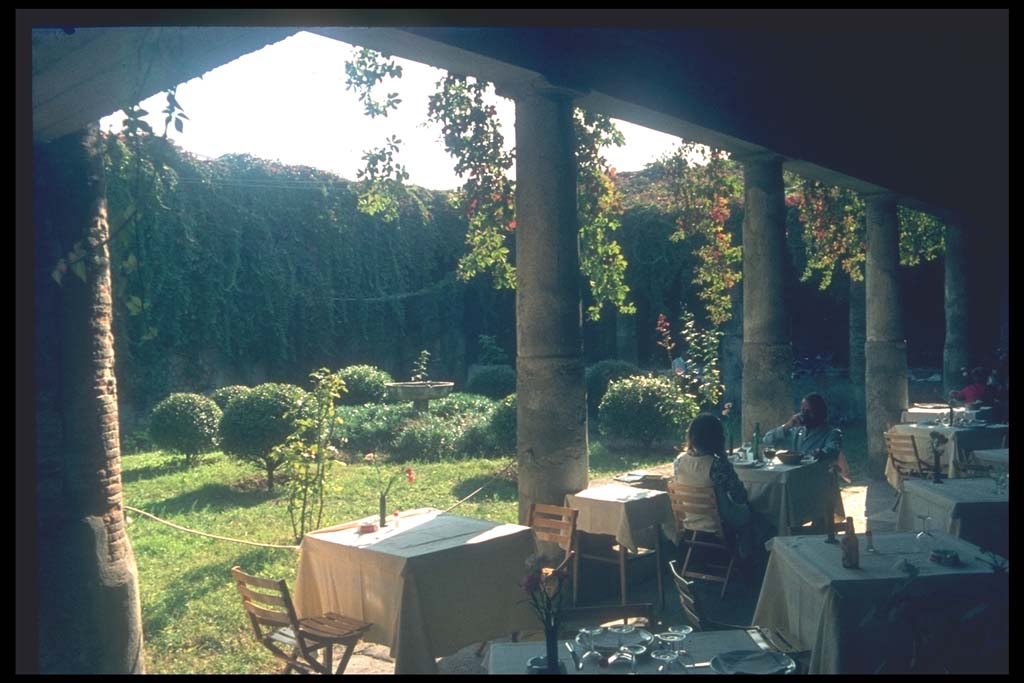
[688,413,725,457]
[802,393,828,424]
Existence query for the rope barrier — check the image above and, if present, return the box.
[124,505,300,550]
[442,459,516,513]
[122,459,516,545]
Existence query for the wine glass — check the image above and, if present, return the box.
[667,624,694,637]
[607,623,635,648]
[915,515,935,554]
[651,648,678,674]
[577,627,604,673]
[676,648,696,673]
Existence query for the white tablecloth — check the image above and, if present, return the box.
[732,457,839,534]
[293,508,537,674]
[565,484,676,552]
[895,478,1009,558]
[884,423,1009,488]
[973,448,1009,473]
[751,532,1008,674]
[900,404,977,423]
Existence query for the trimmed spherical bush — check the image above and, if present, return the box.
[598,375,698,448]
[209,385,252,411]
[586,360,641,415]
[465,364,517,399]
[219,383,311,491]
[149,393,222,467]
[337,365,393,405]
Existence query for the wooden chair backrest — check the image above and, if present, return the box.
[885,432,925,475]
[667,480,724,537]
[558,603,655,638]
[667,560,703,631]
[231,566,300,637]
[527,503,578,555]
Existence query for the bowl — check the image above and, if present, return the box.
[776,451,803,466]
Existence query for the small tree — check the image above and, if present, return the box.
[274,369,346,541]
[336,364,393,405]
[209,385,251,411]
[149,393,222,467]
[219,383,310,492]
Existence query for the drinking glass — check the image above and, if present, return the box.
[676,648,696,673]
[651,649,678,673]
[656,631,686,653]
[607,623,635,648]
[577,627,604,673]
[607,645,641,674]
[915,515,935,553]
[667,624,694,637]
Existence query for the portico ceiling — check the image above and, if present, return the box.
[25,10,1007,231]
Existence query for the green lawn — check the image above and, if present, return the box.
[123,442,670,673]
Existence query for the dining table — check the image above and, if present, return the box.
[484,629,777,674]
[972,447,1009,474]
[884,422,1009,488]
[751,531,1008,674]
[292,508,538,674]
[895,477,1009,559]
[565,483,676,606]
[900,403,980,424]
[727,451,841,535]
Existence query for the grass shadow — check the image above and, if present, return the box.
[451,474,518,503]
[143,546,288,639]
[151,482,278,516]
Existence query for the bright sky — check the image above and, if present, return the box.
[99,31,684,191]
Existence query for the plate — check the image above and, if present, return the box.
[579,628,654,654]
[709,650,796,675]
[732,459,760,468]
[614,473,645,483]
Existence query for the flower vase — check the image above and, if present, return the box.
[544,623,561,674]
[379,493,388,527]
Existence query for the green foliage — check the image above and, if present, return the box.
[410,349,432,382]
[658,144,744,325]
[671,307,725,409]
[477,334,510,365]
[598,375,699,448]
[586,360,641,415]
[344,47,404,119]
[336,364,391,405]
[355,135,409,223]
[335,403,416,454]
[465,364,517,399]
[148,393,222,467]
[209,385,251,411]
[391,413,464,462]
[101,134,468,415]
[489,393,517,453]
[218,383,311,492]
[274,369,345,541]
[427,74,518,289]
[429,392,497,419]
[788,173,946,290]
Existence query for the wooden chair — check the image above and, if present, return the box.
[667,481,737,599]
[526,503,579,605]
[668,560,809,664]
[885,431,933,510]
[557,602,655,639]
[231,566,372,674]
[573,526,663,609]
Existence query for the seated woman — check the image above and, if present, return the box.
[673,413,761,560]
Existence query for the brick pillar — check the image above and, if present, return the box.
[36,125,144,673]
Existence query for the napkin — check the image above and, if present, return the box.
[710,650,793,674]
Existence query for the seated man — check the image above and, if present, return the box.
[763,393,842,464]
[950,367,992,405]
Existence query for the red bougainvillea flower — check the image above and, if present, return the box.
[405,467,416,483]
[506,220,517,231]
[519,572,542,595]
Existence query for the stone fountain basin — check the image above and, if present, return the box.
[385,381,455,401]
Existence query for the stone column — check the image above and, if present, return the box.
[848,275,866,419]
[864,193,908,479]
[942,220,970,396]
[739,154,792,441]
[505,79,588,524]
[721,282,744,408]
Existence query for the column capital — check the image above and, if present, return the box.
[495,75,589,102]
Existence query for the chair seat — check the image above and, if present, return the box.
[297,613,372,641]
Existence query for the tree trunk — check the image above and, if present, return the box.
[36,124,145,673]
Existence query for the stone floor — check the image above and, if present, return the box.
[339,474,900,674]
